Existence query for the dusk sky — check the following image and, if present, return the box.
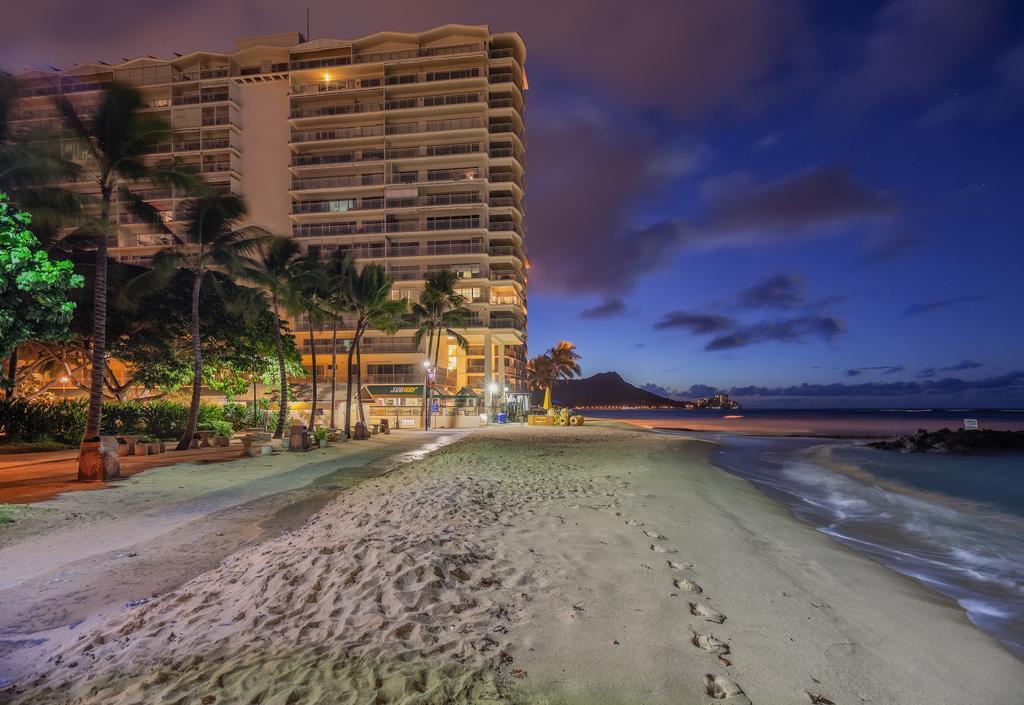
[4,0,1022,407]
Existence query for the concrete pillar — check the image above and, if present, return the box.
[483,331,493,409]
[496,341,506,403]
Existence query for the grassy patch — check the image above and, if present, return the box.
[0,439,75,454]
[0,504,25,525]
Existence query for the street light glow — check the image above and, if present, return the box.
[487,382,499,394]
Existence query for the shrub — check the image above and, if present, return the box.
[100,401,145,436]
[198,420,233,437]
[0,398,86,444]
[139,400,188,440]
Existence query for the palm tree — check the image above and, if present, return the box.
[411,271,470,429]
[549,340,583,384]
[240,237,305,438]
[293,254,333,431]
[55,83,195,476]
[321,251,354,430]
[137,192,268,450]
[526,353,555,392]
[342,264,406,438]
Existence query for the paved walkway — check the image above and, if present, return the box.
[0,443,247,504]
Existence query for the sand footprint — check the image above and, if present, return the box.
[704,674,751,704]
[674,578,703,594]
[692,632,732,665]
[643,530,665,539]
[650,544,675,554]
[625,519,642,527]
[667,560,692,570]
[690,602,726,623]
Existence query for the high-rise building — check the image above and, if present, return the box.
[8,25,528,427]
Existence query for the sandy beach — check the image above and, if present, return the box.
[2,424,1022,704]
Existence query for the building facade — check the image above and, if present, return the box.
[9,25,528,422]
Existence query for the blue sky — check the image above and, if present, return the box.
[3,0,1022,406]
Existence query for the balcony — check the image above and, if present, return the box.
[489,245,524,258]
[385,117,485,136]
[290,125,385,143]
[490,270,526,286]
[172,92,229,106]
[385,92,483,111]
[292,216,481,237]
[291,174,385,190]
[385,67,482,86]
[489,221,524,236]
[289,103,384,119]
[173,69,229,82]
[490,314,527,330]
[291,150,385,167]
[290,79,381,95]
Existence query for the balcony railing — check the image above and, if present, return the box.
[290,124,385,142]
[291,150,385,167]
[291,174,385,190]
[489,221,524,236]
[385,67,482,85]
[385,117,485,136]
[172,92,228,106]
[385,92,483,111]
[174,69,229,82]
[292,216,481,237]
[289,103,384,119]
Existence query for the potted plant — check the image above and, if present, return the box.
[312,427,329,449]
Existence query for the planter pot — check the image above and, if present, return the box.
[260,444,273,456]
[319,439,329,449]
[281,438,290,450]
[78,437,120,482]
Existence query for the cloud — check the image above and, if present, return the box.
[824,0,1005,110]
[861,233,919,263]
[846,365,905,377]
[0,0,812,120]
[703,167,897,233]
[919,359,983,377]
[900,296,982,317]
[654,311,735,333]
[731,371,1024,398]
[736,273,805,309]
[705,314,845,350]
[580,297,626,319]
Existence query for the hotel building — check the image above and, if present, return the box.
[9,25,528,425]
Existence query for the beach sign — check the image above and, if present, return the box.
[964,418,978,430]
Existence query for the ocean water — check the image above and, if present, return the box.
[702,433,1024,659]
[582,410,1024,659]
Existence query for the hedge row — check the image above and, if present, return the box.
[0,399,283,444]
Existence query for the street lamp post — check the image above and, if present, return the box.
[423,360,436,430]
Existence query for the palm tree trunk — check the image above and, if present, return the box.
[82,187,111,441]
[355,332,366,427]
[3,347,17,399]
[78,186,113,481]
[329,314,338,429]
[423,327,434,430]
[271,294,288,439]
[343,322,360,439]
[176,271,204,451]
[307,320,317,432]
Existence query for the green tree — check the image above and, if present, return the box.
[293,254,333,431]
[322,251,354,429]
[55,83,197,469]
[342,264,406,437]
[135,192,268,449]
[0,194,83,397]
[411,271,470,429]
[240,237,306,438]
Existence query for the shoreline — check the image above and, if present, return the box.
[3,424,1020,704]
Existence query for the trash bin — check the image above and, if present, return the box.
[379,419,390,434]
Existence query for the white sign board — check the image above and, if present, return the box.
[964,418,979,430]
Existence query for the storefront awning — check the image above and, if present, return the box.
[362,384,425,399]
